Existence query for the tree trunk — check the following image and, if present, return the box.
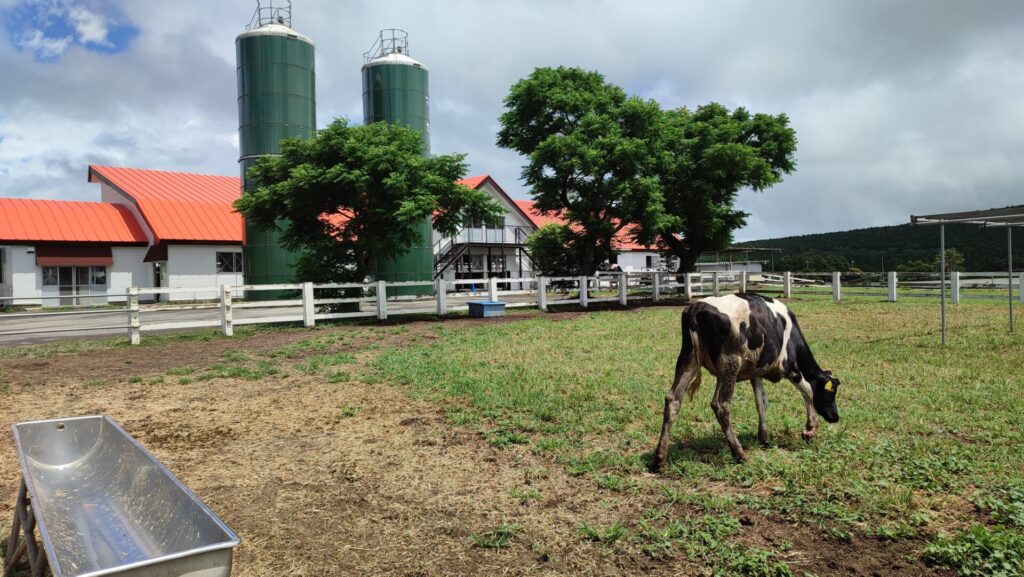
[581,241,596,276]
[661,233,699,273]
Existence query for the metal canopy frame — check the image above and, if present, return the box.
[910,205,1024,344]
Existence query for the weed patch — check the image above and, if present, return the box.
[468,524,522,548]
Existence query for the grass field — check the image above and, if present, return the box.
[1,295,1021,576]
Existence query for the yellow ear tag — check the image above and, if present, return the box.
[824,381,834,393]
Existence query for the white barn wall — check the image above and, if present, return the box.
[108,247,152,302]
[617,251,660,271]
[6,246,43,306]
[166,245,244,301]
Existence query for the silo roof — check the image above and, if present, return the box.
[362,52,428,71]
[236,23,314,45]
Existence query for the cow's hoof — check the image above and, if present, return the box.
[650,459,667,474]
[801,430,817,442]
[758,434,770,447]
[732,451,748,464]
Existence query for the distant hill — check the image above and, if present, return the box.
[735,223,1024,272]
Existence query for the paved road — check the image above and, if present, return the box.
[0,292,546,347]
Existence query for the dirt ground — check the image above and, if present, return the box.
[0,313,950,576]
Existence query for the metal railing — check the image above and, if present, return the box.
[247,0,292,30]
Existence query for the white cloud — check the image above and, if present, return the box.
[67,4,110,46]
[14,27,72,58]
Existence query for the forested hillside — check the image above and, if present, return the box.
[737,223,1024,272]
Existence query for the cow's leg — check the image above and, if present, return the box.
[792,379,818,441]
[751,377,769,446]
[654,355,701,471]
[711,362,746,463]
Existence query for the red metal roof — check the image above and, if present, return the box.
[0,197,148,244]
[89,165,244,244]
[512,199,663,252]
[457,175,489,189]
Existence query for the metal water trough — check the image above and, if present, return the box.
[4,416,239,577]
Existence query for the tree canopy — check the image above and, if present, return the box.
[497,67,672,275]
[497,66,797,274]
[236,118,503,282]
[525,224,583,277]
[655,104,797,271]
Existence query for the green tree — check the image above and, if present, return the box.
[933,248,965,272]
[497,67,672,275]
[896,259,933,273]
[236,119,503,282]
[655,103,797,272]
[525,224,583,277]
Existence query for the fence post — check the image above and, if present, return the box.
[376,280,388,320]
[684,273,693,300]
[220,285,234,337]
[888,271,898,302]
[436,278,447,316]
[832,272,842,302]
[712,271,720,297]
[488,276,499,302]
[1019,272,1023,304]
[739,270,748,293]
[950,271,961,304]
[783,271,792,299]
[579,276,589,308]
[301,282,315,327]
[619,271,628,306]
[652,272,660,303]
[127,287,140,345]
[538,276,548,311]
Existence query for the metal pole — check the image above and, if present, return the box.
[1009,226,1014,335]
[940,224,946,345]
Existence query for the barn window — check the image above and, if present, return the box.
[42,267,59,286]
[216,252,243,273]
[90,266,107,286]
[646,255,654,268]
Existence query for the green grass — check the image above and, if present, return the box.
[577,521,628,543]
[196,359,281,381]
[371,295,1024,574]
[468,523,522,548]
[509,487,542,504]
[297,352,356,375]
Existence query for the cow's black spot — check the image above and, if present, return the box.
[690,303,732,368]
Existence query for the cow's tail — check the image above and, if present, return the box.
[676,308,703,401]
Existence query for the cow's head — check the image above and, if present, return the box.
[812,371,840,423]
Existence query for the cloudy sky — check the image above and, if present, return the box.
[0,0,1021,240]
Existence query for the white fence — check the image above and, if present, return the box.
[1,271,1020,345]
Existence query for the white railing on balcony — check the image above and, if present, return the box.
[453,225,532,245]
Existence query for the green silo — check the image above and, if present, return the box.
[236,3,316,292]
[362,30,434,296]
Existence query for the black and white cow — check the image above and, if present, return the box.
[654,293,840,468]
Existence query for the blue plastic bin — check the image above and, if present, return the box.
[468,301,506,318]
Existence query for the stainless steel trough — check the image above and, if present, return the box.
[6,416,239,577]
